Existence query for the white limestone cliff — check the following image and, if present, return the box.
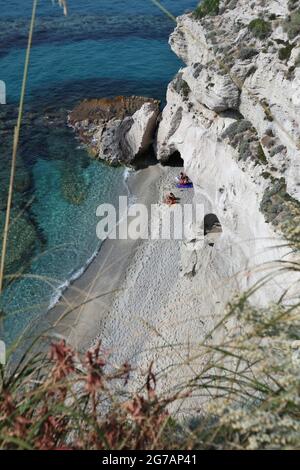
[126,103,160,158]
[157,0,300,305]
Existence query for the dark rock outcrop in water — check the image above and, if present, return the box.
[0,209,37,281]
[69,96,160,166]
[0,15,173,59]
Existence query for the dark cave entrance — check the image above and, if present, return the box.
[131,147,158,170]
[162,150,184,167]
[204,213,222,247]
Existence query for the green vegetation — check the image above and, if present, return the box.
[239,47,259,60]
[173,73,191,100]
[257,143,267,164]
[278,43,294,61]
[284,10,300,39]
[288,0,300,12]
[225,0,238,9]
[194,0,220,19]
[1,291,300,450]
[222,120,253,139]
[248,18,272,40]
[221,120,268,165]
[261,171,271,179]
[261,100,274,122]
[181,80,191,99]
[261,178,300,244]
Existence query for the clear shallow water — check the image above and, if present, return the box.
[0,0,196,344]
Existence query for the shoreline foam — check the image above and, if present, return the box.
[46,164,136,316]
[40,163,165,353]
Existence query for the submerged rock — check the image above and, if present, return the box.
[0,15,173,60]
[60,161,88,206]
[69,96,160,166]
[0,209,38,283]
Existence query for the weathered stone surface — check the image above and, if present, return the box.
[182,62,240,112]
[69,96,160,165]
[156,0,300,305]
[165,0,300,197]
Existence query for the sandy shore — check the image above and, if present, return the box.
[41,163,166,351]
[33,162,237,414]
[92,166,240,415]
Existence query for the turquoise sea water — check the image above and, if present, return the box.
[0,0,196,344]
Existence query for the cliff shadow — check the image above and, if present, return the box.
[161,151,184,167]
[131,148,159,170]
[204,213,222,247]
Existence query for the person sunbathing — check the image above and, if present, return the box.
[182,176,189,185]
[164,192,177,206]
[178,173,191,185]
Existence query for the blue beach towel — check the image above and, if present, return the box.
[176,183,193,189]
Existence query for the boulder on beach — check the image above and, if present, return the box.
[68,96,160,166]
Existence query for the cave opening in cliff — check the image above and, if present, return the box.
[131,148,158,170]
[204,213,222,247]
[163,151,184,167]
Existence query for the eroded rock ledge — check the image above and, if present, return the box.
[69,96,160,166]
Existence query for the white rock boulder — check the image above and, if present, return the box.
[69,96,160,166]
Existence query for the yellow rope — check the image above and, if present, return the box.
[149,0,177,22]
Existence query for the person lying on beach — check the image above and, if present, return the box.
[170,192,181,201]
[178,172,191,185]
[163,192,178,206]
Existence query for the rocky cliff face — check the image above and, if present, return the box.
[69,96,160,166]
[157,0,300,304]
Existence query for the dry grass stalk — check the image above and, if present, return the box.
[0,0,38,293]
